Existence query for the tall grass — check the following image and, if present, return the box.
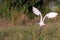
[0,23,60,40]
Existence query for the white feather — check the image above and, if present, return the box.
[32,7,41,16]
[46,12,58,18]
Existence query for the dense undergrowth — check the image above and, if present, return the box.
[0,23,60,40]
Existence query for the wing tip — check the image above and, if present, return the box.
[32,7,35,10]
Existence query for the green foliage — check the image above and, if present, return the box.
[0,0,12,19]
[0,0,58,19]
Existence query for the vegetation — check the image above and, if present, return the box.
[0,22,60,40]
[0,0,60,40]
[0,0,59,24]
[0,0,59,19]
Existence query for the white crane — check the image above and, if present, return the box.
[32,7,58,27]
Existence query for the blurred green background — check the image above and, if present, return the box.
[0,0,60,25]
[0,0,60,40]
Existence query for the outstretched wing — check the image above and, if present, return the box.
[32,7,41,16]
[43,12,58,22]
[46,12,58,18]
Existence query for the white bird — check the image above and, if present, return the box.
[32,7,58,27]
